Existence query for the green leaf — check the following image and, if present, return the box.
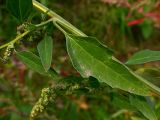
[136,68,160,85]
[16,51,57,78]
[130,96,158,120]
[37,35,53,71]
[66,34,156,96]
[126,50,160,65]
[6,0,32,22]
[16,51,46,74]
[112,94,135,110]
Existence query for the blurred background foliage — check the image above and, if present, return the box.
[0,0,160,119]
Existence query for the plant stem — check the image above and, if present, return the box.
[36,18,54,27]
[53,21,67,35]
[32,0,87,37]
[0,31,30,49]
[0,18,54,49]
[111,109,128,118]
[0,0,87,50]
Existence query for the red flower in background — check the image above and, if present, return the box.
[127,18,145,26]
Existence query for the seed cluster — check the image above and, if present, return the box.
[30,78,90,119]
[30,87,56,119]
[2,43,14,63]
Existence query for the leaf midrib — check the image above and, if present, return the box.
[129,55,160,63]
[44,38,47,67]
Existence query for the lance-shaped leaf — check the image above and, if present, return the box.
[126,50,160,65]
[6,0,32,22]
[37,36,53,71]
[130,96,158,120]
[16,51,57,78]
[16,51,46,74]
[66,34,159,96]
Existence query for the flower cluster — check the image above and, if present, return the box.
[2,43,14,63]
[30,87,56,119]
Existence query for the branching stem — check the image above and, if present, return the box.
[32,0,87,37]
[0,0,86,50]
[0,18,54,49]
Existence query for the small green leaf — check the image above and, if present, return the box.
[126,50,160,65]
[37,35,53,71]
[130,96,158,120]
[16,51,58,78]
[66,34,159,96]
[6,0,32,22]
[16,51,46,74]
